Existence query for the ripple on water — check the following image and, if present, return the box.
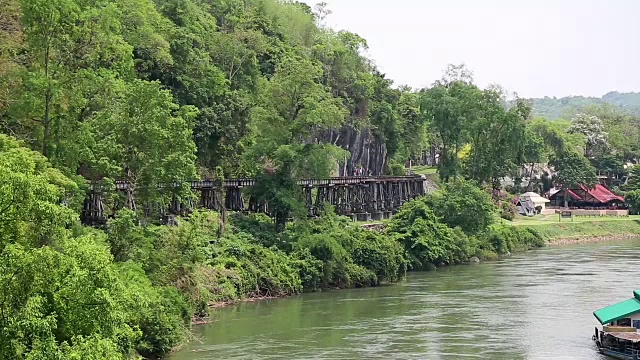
[170,238,640,360]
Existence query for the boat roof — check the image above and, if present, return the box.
[594,291,640,325]
[605,332,640,343]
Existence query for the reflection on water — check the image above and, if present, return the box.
[169,238,640,360]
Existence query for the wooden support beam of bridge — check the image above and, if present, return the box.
[81,176,431,226]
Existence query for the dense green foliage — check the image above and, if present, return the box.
[419,69,530,185]
[0,134,78,248]
[625,190,640,215]
[0,136,192,359]
[0,0,449,231]
[478,226,545,255]
[0,132,551,359]
[499,199,518,221]
[0,0,429,189]
[387,198,473,269]
[425,179,496,235]
[625,166,640,192]
[386,180,545,269]
[0,0,634,358]
[0,136,413,358]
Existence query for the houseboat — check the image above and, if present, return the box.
[593,290,640,359]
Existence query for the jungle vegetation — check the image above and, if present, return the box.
[2,0,640,358]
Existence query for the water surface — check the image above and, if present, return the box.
[170,238,640,359]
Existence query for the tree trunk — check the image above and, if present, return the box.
[42,93,51,158]
[42,45,52,158]
[275,213,286,233]
[526,163,535,191]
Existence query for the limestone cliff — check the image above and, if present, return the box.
[322,123,388,177]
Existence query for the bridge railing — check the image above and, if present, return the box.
[98,175,427,191]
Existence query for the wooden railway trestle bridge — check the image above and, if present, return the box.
[81,175,433,226]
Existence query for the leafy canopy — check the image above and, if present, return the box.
[550,151,598,190]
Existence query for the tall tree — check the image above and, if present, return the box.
[549,151,598,207]
[242,56,347,230]
[624,165,640,192]
[0,0,24,121]
[394,89,427,163]
[522,128,546,191]
[568,113,608,159]
[14,0,133,172]
[464,93,529,188]
[0,134,78,249]
[243,56,347,175]
[89,79,199,208]
[420,72,481,181]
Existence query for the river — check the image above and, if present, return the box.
[169,238,640,360]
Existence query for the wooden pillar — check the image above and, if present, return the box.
[81,191,106,226]
[303,186,314,217]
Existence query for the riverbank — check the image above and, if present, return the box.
[545,234,640,245]
[196,220,640,313]
[178,208,640,355]
[180,217,640,351]
[362,217,640,245]
[169,239,640,360]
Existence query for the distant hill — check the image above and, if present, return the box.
[528,91,640,120]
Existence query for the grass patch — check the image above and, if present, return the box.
[424,172,440,187]
[408,165,437,175]
[508,214,640,226]
[514,218,640,240]
[407,165,440,188]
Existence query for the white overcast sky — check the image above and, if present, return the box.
[301,0,640,98]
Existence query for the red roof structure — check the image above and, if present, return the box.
[579,184,624,203]
[550,184,624,204]
[566,189,581,200]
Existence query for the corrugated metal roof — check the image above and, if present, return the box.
[567,189,582,200]
[578,184,625,203]
[550,185,624,203]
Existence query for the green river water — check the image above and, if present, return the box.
[170,238,640,359]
